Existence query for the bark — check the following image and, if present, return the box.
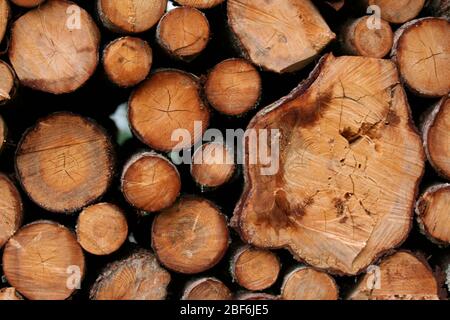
[121,151,181,213]
[391,17,450,98]
[232,54,425,275]
[0,287,23,300]
[152,196,230,274]
[9,0,100,94]
[15,112,115,213]
[428,0,450,18]
[182,277,232,300]
[2,221,85,300]
[204,58,262,116]
[227,0,335,73]
[0,174,23,249]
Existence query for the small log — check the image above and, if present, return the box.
[129,69,210,152]
[231,246,280,291]
[340,16,393,58]
[191,142,236,189]
[76,203,128,256]
[280,266,339,300]
[9,0,100,94]
[359,0,425,24]
[90,249,171,300]
[2,221,85,300]
[232,54,425,275]
[416,184,450,245]
[15,112,115,213]
[152,196,229,274]
[391,17,450,98]
[428,0,450,18]
[121,152,181,213]
[97,0,167,34]
[10,0,45,7]
[204,58,262,116]
[175,0,224,9]
[348,251,441,300]
[0,174,23,249]
[102,37,153,88]
[227,0,335,73]
[0,287,23,300]
[421,95,450,179]
[0,0,9,44]
[182,277,232,300]
[0,60,18,105]
[156,6,210,61]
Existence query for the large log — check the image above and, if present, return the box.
[232,54,425,275]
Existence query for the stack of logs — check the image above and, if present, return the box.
[0,0,449,300]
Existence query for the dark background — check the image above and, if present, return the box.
[0,0,448,300]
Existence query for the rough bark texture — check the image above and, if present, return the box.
[360,0,426,24]
[9,0,100,94]
[227,0,335,73]
[348,251,441,300]
[428,0,450,18]
[90,249,171,300]
[2,221,85,300]
[182,277,232,300]
[15,112,115,213]
[391,17,450,98]
[232,54,425,275]
[0,174,23,249]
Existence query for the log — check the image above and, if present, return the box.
[230,246,280,291]
[90,249,171,300]
[0,287,23,300]
[9,0,100,94]
[391,17,450,98]
[0,0,9,44]
[15,112,115,213]
[348,251,441,300]
[428,0,450,18]
[340,16,393,58]
[227,0,335,73]
[182,277,232,300]
[0,174,23,249]
[191,142,236,189]
[121,152,181,213]
[415,184,450,245]
[176,0,224,9]
[102,37,153,88]
[97,0,167,34]
[10,0,45,8]
[156,6,210,61]
[0,60,18,105]
[421,95,450,179]
[280,266,339,300]
[359,0,425,24]
[2,221,85,300]
[76,203,128,256]
[204,58,261,116]
[232,54,425,275]
[129,69,210,152]
[152,196,229,274]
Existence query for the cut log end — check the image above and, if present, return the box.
[416,184,450,245]
[103,37,153,88]
[98,0,168,34]
[76,203,128,256]
[157,6,210,61]
[191,142,236,189]
[129,69,210,152]
[9,0,100,94]
[0,0,9,44]
[227,0,335,73]
[90,249,171,300]
[152,196,229,274]
[182,277,232,300]
[2,221,85,300]
[0,287,23,300]
[15,112,115,214]
[205,58,261,116]
[348,251,440,300]
[0,60,18,104]
[121,152,181,213]
[281,266,339,300]
[392,17,450,98]
[341,16,393,58]
[0,174,23,249]
[231,246,280,291]
[232,54,424,275]
[368,0,425,24]
[176,0,225,9]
